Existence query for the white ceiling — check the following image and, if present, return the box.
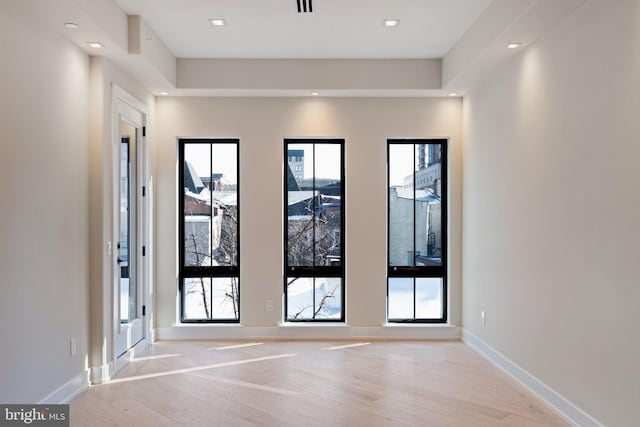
[19,0,584,96]
[115,0,492,59]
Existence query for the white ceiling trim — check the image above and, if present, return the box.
[177,59,441,91]
[22,0,587,97]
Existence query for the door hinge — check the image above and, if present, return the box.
[142,126,146,137]
[142,305,146,316]
[142,186,146,197]
[142,246,146,256]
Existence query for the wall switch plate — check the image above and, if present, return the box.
[70,338,77,356]
[481,310,486,325]
[265,299,274,312]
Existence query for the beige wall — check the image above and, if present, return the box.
[155,97,462,331]
[8,0,638,419]
[88,56,155,380]
[462,0,640,425]
[0,4,90,402]
[0,3,155,399]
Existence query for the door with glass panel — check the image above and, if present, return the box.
[114,99,146,357]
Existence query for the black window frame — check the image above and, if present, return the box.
[178,138,240,323]
[284,139,346,322]
[387,139,448,323]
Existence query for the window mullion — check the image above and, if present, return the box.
[412,143,418,320]
[209,143,214,317]
[312,143,316,319]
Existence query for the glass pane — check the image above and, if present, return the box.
[119,120,137,323]
[212,277,239,319]
[388,277,414,319]
[119,136,131,322]
[211,144,238,267]
[314,144,341,267]
[416,278,443,319]
[286,144,307,185]
[388,144,415,266]
[183,277,211,320]
[415,144,442,266]
[286,277,314,320]
[287,143,314,266]
[184,144,212,267]
[314,278,342,319]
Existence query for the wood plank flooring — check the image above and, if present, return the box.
[70,341,568,426]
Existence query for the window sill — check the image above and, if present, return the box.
[174,322,245,327]
[278,322,349,327]
[383,323,456,328]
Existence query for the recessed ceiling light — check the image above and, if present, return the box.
[448,93,458,97]
[311,92,319,96]
[86,42,104,49]
[508,43,522,49]
[209,18,226,26]
[159,91,169,96]
[64,22,78,29]
[384,19,399,27]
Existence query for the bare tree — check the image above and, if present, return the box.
[215,204,238,266]
[183,198,239,320]
[216,203,239,317]
[225,277,239,318]
[288,279,340,319]
[287,198,340,267]
[185,233,210,319]
[286,196,341,319]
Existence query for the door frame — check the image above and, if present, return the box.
[111,84,151,371]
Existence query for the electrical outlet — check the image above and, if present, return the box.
[70,338,77,357]
[265,299,274,312]
[481,310,486,325]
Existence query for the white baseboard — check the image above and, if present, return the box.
[90,338,153,384]
[461,329,603,427]
[156,325,460,340]
[114,338,153,372]
[90,363,114,385]
[39,370,89,404]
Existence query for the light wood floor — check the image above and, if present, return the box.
[70,340,568,426]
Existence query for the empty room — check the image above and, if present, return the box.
[0,0,638,426]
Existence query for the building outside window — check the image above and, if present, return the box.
[285,140,345,321]
[388,139,447,322]
[179,139,240,322]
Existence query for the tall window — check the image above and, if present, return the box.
[179,139,239,323]
[388,139,447,322]
[284,139,345,321]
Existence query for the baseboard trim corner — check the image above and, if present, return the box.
[39,369,89,404]
[461,329,603,427]
[90,363,113,385]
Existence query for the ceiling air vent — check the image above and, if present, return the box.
[297,0,313,13]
